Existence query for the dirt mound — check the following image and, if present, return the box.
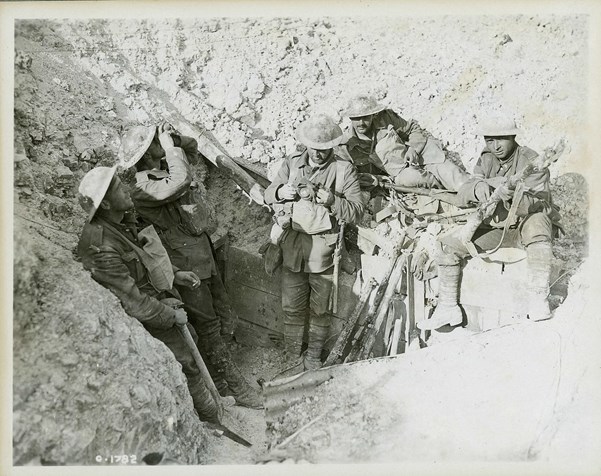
[13,213,210,465]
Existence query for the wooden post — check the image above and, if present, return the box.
[172,120,266,206]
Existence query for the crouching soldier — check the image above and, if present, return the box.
[418,117,561,330]
[341,94,481,199]
[117,123,262,409]
[264,114,365,373]
[76,166,221,422]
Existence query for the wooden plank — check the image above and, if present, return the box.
[226,246,281,296]
[224,246,358,351]
[235,319,277,348]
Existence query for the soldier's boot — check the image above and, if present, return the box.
[186,372,220,424]
[417,263,463,331]
[207,340,263,410]
[526,241,553,322]
[303,315,330,371]
[276,322,305,378]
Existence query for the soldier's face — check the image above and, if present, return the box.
[351,115,374,135]
[307,148,332,165]
[484,136,517,161]
[105,177,134,211]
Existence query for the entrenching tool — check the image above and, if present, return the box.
[177,323,253,448]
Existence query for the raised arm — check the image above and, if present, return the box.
[132,145,193,206]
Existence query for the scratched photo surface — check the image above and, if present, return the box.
[8,3,601,475]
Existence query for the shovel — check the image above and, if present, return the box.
[177,323,253,448]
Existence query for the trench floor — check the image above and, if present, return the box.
[203,340,286,464]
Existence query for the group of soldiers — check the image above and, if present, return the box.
[76,94,560,423]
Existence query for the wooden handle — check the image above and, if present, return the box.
[177,323,224,422]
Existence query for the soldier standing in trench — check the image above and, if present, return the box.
[76,166,222,422]
[417,117,561,330]
[117,124,262,409]
[264,114,365,374]
[341,94,489,202]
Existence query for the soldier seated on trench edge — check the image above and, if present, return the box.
[417,116,562,331]
[340,94,489,205]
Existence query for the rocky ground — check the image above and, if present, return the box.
[12,13,591,466]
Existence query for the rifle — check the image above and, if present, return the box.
[324,277,376,366]
[374,179,465,207]
[329,221,346,314]
[449,140,565,257]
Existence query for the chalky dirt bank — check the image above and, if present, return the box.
[12,13,597,467]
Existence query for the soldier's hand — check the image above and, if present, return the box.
[473,180,492,203]
[277,183,298,201]
[485,176,507,189]
[315,188,334,207]
[159,122,174,134]
[359,173,379,188]
[158,131,175,150]
[174,308,188,325]
[405,147,421,167]
[174,270,201,289]
[496,184,514,202]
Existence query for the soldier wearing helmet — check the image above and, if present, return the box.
[264,113,365,374]
[118,123,262,410]
[76,166,223,423]
[341,94,474,195]
[417,116,562,331]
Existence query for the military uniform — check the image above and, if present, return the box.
[344,108,470,192]
[418,118,560,331]
[464,144,558,252]
[127,133,260,408]
[265,145,365,370]
[77,214,219,422]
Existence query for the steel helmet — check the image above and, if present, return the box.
[78,165,117,222]
[117,125,156,169]
[342,95,386,118]
[477,116,521,137]
[295,113,344,150]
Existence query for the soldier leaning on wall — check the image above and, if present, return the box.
[76,166,224,423]
[340,94,489,203]
[417,117,562,330]
[264,114,365,375]
[117,124,262,409]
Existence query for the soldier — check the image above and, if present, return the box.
[76,166,222,422]
[118,124,262,409]
[341,94,481,199]
[264,114,365,373]
[418,117,560,330]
